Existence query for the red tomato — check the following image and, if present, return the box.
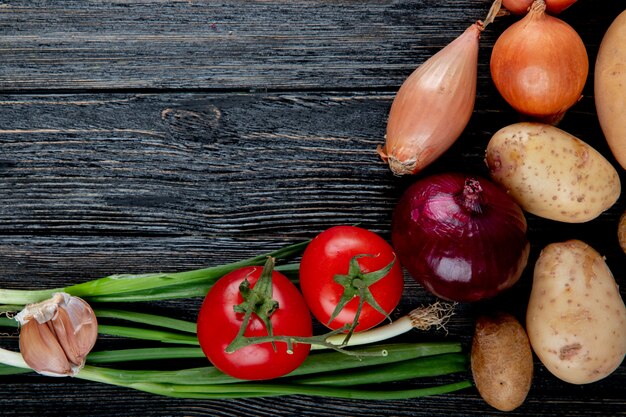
[196,266,312,380]
[299,225,404,332]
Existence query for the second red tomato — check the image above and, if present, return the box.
[299,225,404,332]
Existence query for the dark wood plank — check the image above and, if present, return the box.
[0,0,622,91]
[0,93,398,236]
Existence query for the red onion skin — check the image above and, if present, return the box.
[503,0,577,15]
[392,173,530,302]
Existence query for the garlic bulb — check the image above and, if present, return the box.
[15,292,98,377]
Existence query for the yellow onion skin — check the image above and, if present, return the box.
[490,0,588,124]
[378,23,481,176]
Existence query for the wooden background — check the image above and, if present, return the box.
[1,0,625,415]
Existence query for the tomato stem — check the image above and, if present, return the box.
[226,257,279,353]
[327,254,396,342]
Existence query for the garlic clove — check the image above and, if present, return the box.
[19,320,74,377]
[51,301,98,367]
[16,292,98,377]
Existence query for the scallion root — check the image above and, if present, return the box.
[408,301,457,333]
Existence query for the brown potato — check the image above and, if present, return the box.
[618,211,626,254]
[486,122,620,223]
[471,313,533,412]
[527,240,626,384]
[595,10,626,169]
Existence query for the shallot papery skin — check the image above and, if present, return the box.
[378,23,481,176]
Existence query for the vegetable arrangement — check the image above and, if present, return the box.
[1,0,625,414]
[377,0,625,411]
[0,231,466,400]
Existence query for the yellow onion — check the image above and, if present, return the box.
[377,22,483,176]
[502,0,576,15]
[490,0,588,124]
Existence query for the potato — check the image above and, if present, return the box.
[618,210,626,254]
[527,240,626,384]
[595,10,626,169]
[471,313,533,412]
[485,122,620,223]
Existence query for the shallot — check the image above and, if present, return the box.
[378,2,501,175]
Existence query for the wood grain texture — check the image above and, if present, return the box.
[0,0,625,416]
[0,0,622,91]
[0,93,399,236]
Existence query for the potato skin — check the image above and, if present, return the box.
[471,313,533,412]
[618,210,626,254]
[595,10,626,169]
[527,240,626,384]
[485,122,620,223]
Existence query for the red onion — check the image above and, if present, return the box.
[391,173,530,302]
[502,0,577,15]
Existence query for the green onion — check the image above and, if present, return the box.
[85,263,299,303]
[0,241,307,306]
[0,317,18,328]
[313,301,456,350]
[0,334,471,400]
[2,311,199,345]
[98,325,199,345]
[288,342,462,377]
[289,353,468,386]
[87,343,463,386]
[110,380,473,401]
[87,347,205,364]
[94,309,197,334]
[0,363,30,376]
